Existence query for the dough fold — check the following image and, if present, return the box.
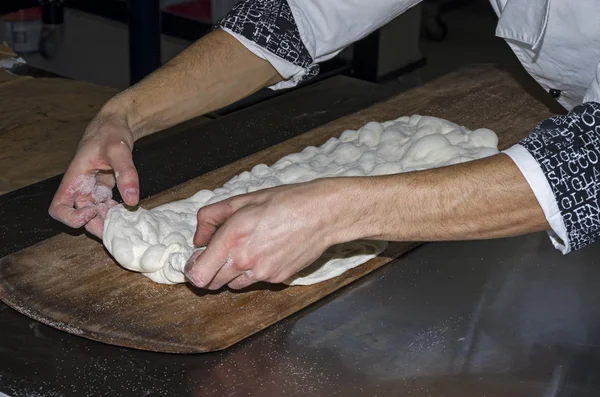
[103,115,499,285]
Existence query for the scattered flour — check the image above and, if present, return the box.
[103,115,499,285]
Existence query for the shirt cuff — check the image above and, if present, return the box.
[503,144,570,253]
[220,28,313,91]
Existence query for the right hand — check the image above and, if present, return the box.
[48,109,140,238]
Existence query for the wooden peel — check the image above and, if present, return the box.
[0,65,558,353]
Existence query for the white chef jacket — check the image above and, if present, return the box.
[219,0,600,254]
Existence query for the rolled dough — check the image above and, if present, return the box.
[103,115,499,286]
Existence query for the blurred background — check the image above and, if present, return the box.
[0,0,519,95]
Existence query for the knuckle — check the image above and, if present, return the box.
[105,142,127,158]
[196,206,210,220]
[117,166,137,180]
[250,268,270,281]
[235,254,258,272]
[236,260,253,272]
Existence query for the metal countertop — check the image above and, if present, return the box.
[2,74,599,397]
[2,234,600,396]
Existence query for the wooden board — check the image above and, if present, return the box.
[0,67,210,195]
[0,65,558,353]
[0,75,117,194]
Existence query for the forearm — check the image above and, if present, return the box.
[104,29,282,140]
[332,154,548,243]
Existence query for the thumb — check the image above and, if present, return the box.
[194,201,235,247]
[194,195,253,247]
[107,144,140,206]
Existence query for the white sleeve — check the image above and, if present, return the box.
[217,0,421,90]
[584,62,600,104]
[502,101,600,254]
[503,144,569,253]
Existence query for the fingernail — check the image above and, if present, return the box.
[185,269,206,287]
[184,250,205,286]
[186,250,203,265]
[124,188,138,204]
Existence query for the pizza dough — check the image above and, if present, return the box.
[103,115,499,286]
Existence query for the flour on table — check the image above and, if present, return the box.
[103,115,499,286]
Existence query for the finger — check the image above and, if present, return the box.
[72,198,113,237]
[184,238,230,288]
[49,167,93,225]
[228,272,257,290]
[204,255,239,290]
[96,171,116,190]
[194,196,253,247]
[194,202,232,247]
[97,199,118,219]
[84,215,105,238]
[106,144,139,206]
[48,204,98,228]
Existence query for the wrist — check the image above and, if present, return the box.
[102,89,147,141]
[325,174,427,244]
[319,177,383,245]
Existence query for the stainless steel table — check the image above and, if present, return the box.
[1,233,600,396]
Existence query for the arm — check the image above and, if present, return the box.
[48,29,281,237]
[184,153,547,290]
[186,102,600,290]
[49,0,422,235]
[121,29,282,139]
[334,154,548,243]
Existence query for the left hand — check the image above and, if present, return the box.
[184,179,345,290]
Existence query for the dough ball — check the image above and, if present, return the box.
[320,137,341,153]
[277,164,320,183]
[251,164,273,177]
[444,130,468,145]
[189,190,215,206]
[331,142,363,164]
[380,128,405,143]
[271,157,293,170]
[358,151,380,173]
[469,128,499,148]
[404,134,453,161]
[309,153,333,169]
[358,122,384,147]
[339,129,359,142]
[377,140,410,162]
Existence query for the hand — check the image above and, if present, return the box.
[184,180,346,290]
[47,29,283,239]
[48,107,140,238]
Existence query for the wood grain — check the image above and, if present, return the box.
[0,65,558,353]
[0,78,117,194]
[0,76,212,195]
